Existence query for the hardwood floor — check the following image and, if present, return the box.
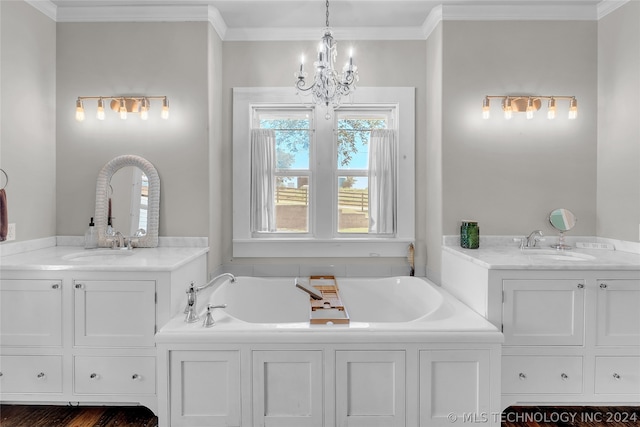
[0,405,157,427]
[1,404,639,426]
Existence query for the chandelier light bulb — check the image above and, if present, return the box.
[75,99,85,122]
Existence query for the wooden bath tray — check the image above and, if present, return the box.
[308,276,350,324]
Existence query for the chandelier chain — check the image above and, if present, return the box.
[325,0,330,27]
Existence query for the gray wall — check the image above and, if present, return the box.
[425,19,598,281]
[55,22,211,247]
[0,1,56,243]
[597,1,640,242]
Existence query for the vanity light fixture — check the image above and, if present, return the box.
[482,95,577,120]
[74,96,170,121]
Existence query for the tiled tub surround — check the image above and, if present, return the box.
[441,236,640,410]
[156,276,503,427]
[0,241,208,414]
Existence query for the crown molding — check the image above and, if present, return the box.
[26,0,610,42]
[24,0,57,21]
[440,4,597,21]
[597,0,630,19]
[224,26,427,41]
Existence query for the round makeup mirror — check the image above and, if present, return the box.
[548,208,576,249]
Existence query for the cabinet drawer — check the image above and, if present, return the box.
[74,356,155,395]
[503,356,583,394]
[0,355,63,393]
[595,357,640,395]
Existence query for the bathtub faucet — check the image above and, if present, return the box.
[184,273,236,323]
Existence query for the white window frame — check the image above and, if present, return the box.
[233,87,415,258]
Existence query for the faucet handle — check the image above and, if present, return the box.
[203,304,227,327]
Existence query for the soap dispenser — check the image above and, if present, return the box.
[84,217,98,249]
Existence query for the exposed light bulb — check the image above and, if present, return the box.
[547,98,556,120]
[96,98,105,120]
[161,97,169,120]
[140,98,149,121]
[503,98,513,120]
[119,98,127,120]
[568,97,578,120]
[526,97,534,120]
[75,99,85,122]
[482,97,491,119]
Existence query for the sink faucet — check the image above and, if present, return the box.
[108,231,125,249]
[184,273,236,323]
[522,230,544,249]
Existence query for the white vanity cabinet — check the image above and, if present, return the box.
[441,247,640,409]
[0,246,207,415]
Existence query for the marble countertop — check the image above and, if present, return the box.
[0,245,209,272]
[443,237,640,271]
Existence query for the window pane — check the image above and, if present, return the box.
[337,117,386,168]
[259,114,311,170]
[276,176,309,233]
[337,176,368,234]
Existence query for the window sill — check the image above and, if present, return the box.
[233,238,414,258]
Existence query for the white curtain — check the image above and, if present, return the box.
[368,129,397,234]
[250,129,276,232]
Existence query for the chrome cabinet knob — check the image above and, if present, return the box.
[577,283,584,289]
[37,372,46,380]
[131,373,142,381]
[75,283,83,289]
[561,373,569,381]
[600,283,608,289]
[613,373,621,380]
[51,284,59,289]
[90,373,99,380]
[518,373,527,380]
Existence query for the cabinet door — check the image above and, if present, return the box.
[420,350,491,427]
[170,350,241,427]
[74,280,155,347]
[503,279,585,346]
[596,280,640,346]
[335,350,405,427]
[253,350,323,427]
[0,279,62,346]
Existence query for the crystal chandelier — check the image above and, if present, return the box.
[295,0,359,119]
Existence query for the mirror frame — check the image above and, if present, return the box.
[94,155,160,248]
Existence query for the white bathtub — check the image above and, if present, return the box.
[158,276,500,336]
[156,276,503,427]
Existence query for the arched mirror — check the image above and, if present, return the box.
[548,208,576,250]
[95,155,160,248]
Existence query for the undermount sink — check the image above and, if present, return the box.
[62,249,135,262]
[524,249,596,262]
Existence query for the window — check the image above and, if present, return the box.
[233,87,414,257]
